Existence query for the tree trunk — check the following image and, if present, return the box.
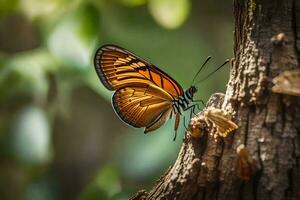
[131,0,300,199]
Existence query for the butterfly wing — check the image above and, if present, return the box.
[272,69,300,96]
[204,108,238,137]
[94,44,184,97]
[112,83,174,133]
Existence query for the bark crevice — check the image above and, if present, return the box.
[293,0,300,59]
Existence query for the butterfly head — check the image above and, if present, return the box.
[189,86,197,94]
[188,86,198,98]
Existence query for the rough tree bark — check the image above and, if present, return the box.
[130,0,300,199]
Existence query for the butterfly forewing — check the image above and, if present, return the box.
[94,45,184,97]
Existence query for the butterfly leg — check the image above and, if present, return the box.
[191,101,203,115]
[183,104,198,120]
[173,130,177,141]
[194,104,201,115]
[190,107,194,120]
[183,115,188,129]
[193,99,205,111]
[173,113,180,141]
[173,104,203,141]
[193,99,205,106]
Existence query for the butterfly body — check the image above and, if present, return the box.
[172,86,197,115]
[94,44,198,134]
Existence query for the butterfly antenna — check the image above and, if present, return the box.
[173,130,177,141]
[194,59,229,85]
[191,56,212,86]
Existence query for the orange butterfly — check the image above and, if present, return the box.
[94,44,227,139]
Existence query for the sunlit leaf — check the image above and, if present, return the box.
[20,0,74,19]
[148,0,190,29]
[10,105,52,165]
[47,4,99,70]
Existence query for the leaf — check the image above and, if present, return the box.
[0,49,58,102]
[19,0,70,19]
[148,0,191,29]
[47,4,100,70]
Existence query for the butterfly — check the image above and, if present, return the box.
[272,69,300,96]
[203,107,238,138]
[188,107,238,139]
[94,44,227,139]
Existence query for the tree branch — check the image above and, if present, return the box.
[131,0,300,199]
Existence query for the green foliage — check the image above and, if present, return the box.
[0,49,58,102]
[19,0,75,19]
[149,0,190,29]
[0,0,19,17]
[117,0,147,7]
[25,176,61,200]
[47,4,100,70]
[115,122,182,182]
[10,105,52,165]
[79,165,122,200]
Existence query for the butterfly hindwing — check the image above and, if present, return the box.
[94,44,184,97]
[112,83,174,133]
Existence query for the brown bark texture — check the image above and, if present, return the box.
[131,0,300,199]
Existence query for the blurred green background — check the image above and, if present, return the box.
[0,0,233,199]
